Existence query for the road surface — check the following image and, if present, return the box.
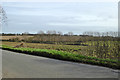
[2,49,118,78]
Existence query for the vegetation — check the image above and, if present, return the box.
[1,45,120,69]
[0,5,7,23]
[1,31,119,60]
[1,4,119,70]
[1,41,87,56]
[1,31,119,69]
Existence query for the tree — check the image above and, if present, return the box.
[83,31,93,36]
[46,30,56,35]
[57,31,63,35]
[67,32,73,36]
[0,5,7,23]
[22,32,29,35]
[37,30,44,34]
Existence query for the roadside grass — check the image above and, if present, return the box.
[1,45,120,70]
[1,41,87,55]
[2,41,119,60]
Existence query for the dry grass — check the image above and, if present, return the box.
[1,41,87,55]
[2,40,118,60]
[1,36,33,40]
[2,45,119,69]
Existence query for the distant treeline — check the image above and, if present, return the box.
[1,31,118,37]
[1,31,119,45]
[1,33,88,36]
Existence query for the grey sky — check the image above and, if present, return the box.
[2,2,118,34]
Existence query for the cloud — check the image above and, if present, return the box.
[1,0,118,2]
[2,2,118,33]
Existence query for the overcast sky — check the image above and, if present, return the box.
[2,2,118,34]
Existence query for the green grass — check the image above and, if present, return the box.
[1,45,120,70]
[2,41,119,59]
[1,41,87,55]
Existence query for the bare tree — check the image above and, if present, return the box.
[52,30,56,34]
[0,5,7,23]
[22,32,29,35]
[83,31,94,36]
[37,30,44,34]
[94,32,101,37]
[46,30,56,35]
[67,32,73,36]
[57,31,63,35]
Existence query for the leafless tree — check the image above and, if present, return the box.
[22,32,29,35]
[46,30,56,35]
[67,32,73,36]
[57,31,63,35]
[37,30,44,34]
[0,5,7,23]
[93,32,101,37]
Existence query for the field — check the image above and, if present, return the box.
[1,41,87,55]
[1,40,119,60]
[1,34,120,69]
[1,44,119,69]
[1,36,33,40]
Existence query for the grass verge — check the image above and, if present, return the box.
[1,45,120,70]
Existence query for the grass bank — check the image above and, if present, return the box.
[1,45,120,70]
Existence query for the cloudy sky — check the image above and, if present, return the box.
[2,2,118,34]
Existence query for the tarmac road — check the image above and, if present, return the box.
[2,49,118,78]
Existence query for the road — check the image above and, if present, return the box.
[2,49,118,78]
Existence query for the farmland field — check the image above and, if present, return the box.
[1,36,33,40]
[1,40,119,60]
[1,34,120,69]
[1,41,120,69]
[1,41,87,55]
